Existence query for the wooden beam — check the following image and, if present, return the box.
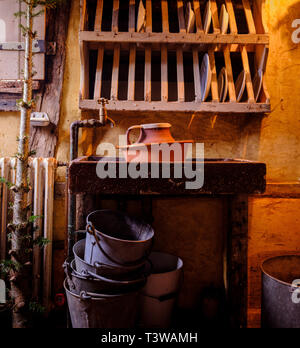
[242,0,256,34]
[223,45,237,102]
[80,0,88,31]
[177,0,186,33]
[240,46,255,103]
[111,44,120,101]
[161,0,169,33]
[112,0,119,33]
[80,99,271,113]
[176,48,185,102]
[128,44,136,101]
[193,0,204,33]
[210,0,220,33]
[93,46,104,100]
[192,48,201,102]
[80,31,269,46]
[146,0,152,33]
[30,1,71,156]
[208,49,219,102]
[161,44,168,102]
[0,80,40,94]
[94,0,104,31]
[225,0,238,34]
[80,41,89,100]
[128,0,136,33]
[144,46,151,102]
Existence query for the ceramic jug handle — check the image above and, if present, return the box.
[126,125,142,145]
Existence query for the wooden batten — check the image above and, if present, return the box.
[161,0,169,33]
[80,41,89,100]
[128,44,136,101]
[93,46,104,100]
[242,0,256,34]
[177,0,186,33]
[223,45,237,102]
[225,0,238,34]
[112,0,119,33]
[193,0,204,33]
[192,48,201,102]
[208,49,219,102]
[144,46,152,102]
[128,0,135,33]
[161,44,168,102]
[111,44,120,101]
[176,47,185,102]
[94,0,104,31]
[80,0,88,31]
[240,46,255,103]
[146,0,152,33]
[210,0,221,34]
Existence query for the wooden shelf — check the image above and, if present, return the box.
[79,0,270,114]
[80,99,270,114]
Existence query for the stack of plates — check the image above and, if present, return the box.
[185,2,196,33]
[137,0,146,33]
[200,53,212,102]
[203,1,212,34]
[219,4,229,34]
[218,67,228,102]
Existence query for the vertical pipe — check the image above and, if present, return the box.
[0,158,10,260]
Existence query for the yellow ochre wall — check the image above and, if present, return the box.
[0,0,300,327]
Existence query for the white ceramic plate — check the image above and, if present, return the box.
[200,53,212,102]
[185,2,196,33]
[137,0,146,33]
[203,1,212,34]
[219,4,229,34]
[253,69,263,102]
[235,70,246,102]
[218,67,228,102]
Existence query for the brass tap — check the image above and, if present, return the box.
[97,98,115,128]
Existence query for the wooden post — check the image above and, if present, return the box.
[161,0,169,33]
[192,48,201,102]
[176,47,185,102]
[161,44,168,102]
[128,44,136,101]
[112,0,119,33]
[94,0,104,31]
[146,0,152,33]
[210,0,220,33]
[177,0,186,33]
[94,46,104,100]
[227,194,248,328]
[223,45,237,102]
[240,46,255,103]
[242,0,256,34]
[193,0,204,33]
[111,44,120,101]
[225,0,238,34]
[128,0,135,32]
[144,46,152,102]
[80,41,89,100]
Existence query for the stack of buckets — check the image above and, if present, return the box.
[64,210,184,328]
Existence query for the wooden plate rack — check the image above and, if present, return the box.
[79,0,270,114]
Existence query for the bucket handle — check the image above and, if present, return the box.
[86,221,153,267]
[141,292,178,302]
[79,290,129,300]
[63,261,76,290]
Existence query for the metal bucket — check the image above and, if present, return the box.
[64,279,139,328]
[74,238,147,280]
[64,259,147,295]
[261,255,300,328]
[85,210,154,271]
[140,251,183,328]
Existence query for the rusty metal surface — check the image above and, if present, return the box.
[68,156,266,195]
[261,255,300,328]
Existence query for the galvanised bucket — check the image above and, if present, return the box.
[261,255,300,328]
[74,238,147,280]
[64,279,139,328]
[85,210,154,274]
[64,259,147,295]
